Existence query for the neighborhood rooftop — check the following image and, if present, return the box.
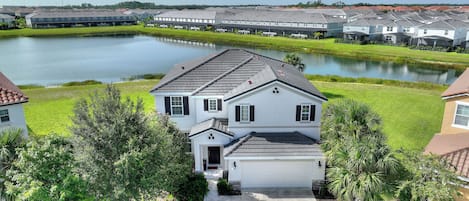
[28,10,130,18]
[0,72,28,106]
[442,68,469,98]
[150,49,327,101]
[224,132,323,158]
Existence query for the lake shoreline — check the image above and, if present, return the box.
[1,25,468,71]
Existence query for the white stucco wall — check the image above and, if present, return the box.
[417,28,455,39]
[226,159,326,188]
[226,82,324,140]
[153,93,196,132]
[0,104,28,136]
[191,129,232,172]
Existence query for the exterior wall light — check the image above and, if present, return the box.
[233,161,237,169]
[318,161,322,167]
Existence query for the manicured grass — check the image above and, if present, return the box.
[23,79,444,151]
[1,25,468,70]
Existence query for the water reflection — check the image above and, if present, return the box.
[0,35,458,86]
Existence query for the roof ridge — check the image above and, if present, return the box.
[442,19,456,29]
[150,49,230,92]
[191,55,254,95]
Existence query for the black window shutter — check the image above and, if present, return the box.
[296,105,301,121]
[203,99,208,111]
[217,99,222,111]
[310,105,316,121]
[235,106,240,122]
[183,96,189,115]
[164,97,171,115]
[250,105,255,122]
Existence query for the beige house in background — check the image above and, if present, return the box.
[425,68,469,201]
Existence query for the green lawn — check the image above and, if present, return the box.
[23,80,445,151]
[1,25,468,70]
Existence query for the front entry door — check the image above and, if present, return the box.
[208,147,220,164]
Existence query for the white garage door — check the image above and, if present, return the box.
[241,160,314,188]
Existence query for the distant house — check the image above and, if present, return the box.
[150,49,327,189]
[425,68,469,201]
[0,13,14,29]
[217,9,345,38]
[0,73,29,136]
[413,19,469,48]
[25,11,137,28]
[343,19,392,42]
[153,10,217,30]
[382,19,422,44]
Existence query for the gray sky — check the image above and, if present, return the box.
[1,0,468,6]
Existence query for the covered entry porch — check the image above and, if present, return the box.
[189,118,233,172]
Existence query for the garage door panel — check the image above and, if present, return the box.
[241,160,313,188]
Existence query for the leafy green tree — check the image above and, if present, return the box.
[313,32,323,40]
[5,135,91,201]
[0,128,27,200]
[396,150,461,201]
[71,85,192,200]
[321,99,400,200]
[283,53,306,72]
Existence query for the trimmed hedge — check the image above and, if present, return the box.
[175,173,208,201]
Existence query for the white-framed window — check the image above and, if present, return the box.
[386,26,393,31]
[454,102,469,129]
[0,109,9,123]
[385,35,393,41]
[301,104,311,121]
[240,105,250,122]
[170,96,183,116]
[444,30,449,35]
[423,29,427,34]
[208,99,217,112]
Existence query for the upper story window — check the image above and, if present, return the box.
[444,30,449,35]
[296,104,316,122]
[208,99,217,112]
[171,96,183,116]
[454,103,469,129]
[235,104,254,122]
[0,109,9,123]
[386,26,393,31]
[301,105,311,121]
[423,29,428,34]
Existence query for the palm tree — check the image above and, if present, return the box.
[283,53,305,72]
[322,99,400,200]
[0,128,27,200]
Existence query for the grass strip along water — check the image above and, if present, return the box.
[1,25,469,70]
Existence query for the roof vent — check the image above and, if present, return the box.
[181,66,185,70]
[248,80,252,85]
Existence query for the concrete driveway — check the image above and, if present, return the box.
[204,178,317,201]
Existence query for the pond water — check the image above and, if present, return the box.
[0,35,458,86]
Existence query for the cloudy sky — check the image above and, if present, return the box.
[0,0,467,6]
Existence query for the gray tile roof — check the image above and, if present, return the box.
[420,19,469,30]
[224,132,324,158]
[29,10,131,18]
[0,14,14,19]
[220,9,336,24]
[157,10,217,20]
[188,118,232,138]
[345,18,393,27]
[150,49,327,101]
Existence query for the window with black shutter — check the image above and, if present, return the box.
[235,106,240,122]
[296,105,301,121]
[183,96,189,115]
[164,97,171,115]
[203,99,208,111]
[250,105,255,122]
[217,99,222,111]
[310,105,316,121]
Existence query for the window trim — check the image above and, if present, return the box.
[208,98,218,112]
[453,102,469,130]
[240,104,250,123]
[0,109,9,123]
[170,96,184,116]
[300,104,311,122]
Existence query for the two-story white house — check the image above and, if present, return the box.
[150,49,327,189]
[153,10,217,30]
[343,19,393,42]
[382,19,423,45]
[0,72,28,135]
[414,19,469,48]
